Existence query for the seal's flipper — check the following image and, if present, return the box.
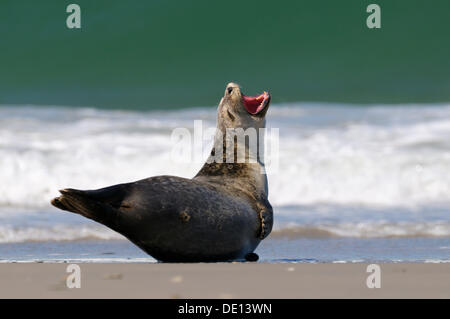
[51,187,124,227]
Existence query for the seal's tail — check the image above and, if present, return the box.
[51,184,129,227]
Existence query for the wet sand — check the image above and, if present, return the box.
[0,263,449,299]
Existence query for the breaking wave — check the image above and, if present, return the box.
[1,103,450,208]
[1,221,449,243]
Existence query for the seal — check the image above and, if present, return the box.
[51,82,273,262]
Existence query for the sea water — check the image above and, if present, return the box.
[0,103,449,263]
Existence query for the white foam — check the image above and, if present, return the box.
[0,224,124,243]
[1,103,450,213]
[273,221,450,238]
[0,258,156,263]
[424,259,450,263]
[267,103,450,207]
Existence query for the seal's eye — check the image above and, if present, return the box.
[227,87,233,94]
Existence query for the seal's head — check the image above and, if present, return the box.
[218,82,271,130]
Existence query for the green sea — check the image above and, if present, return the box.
[1,0,449,109]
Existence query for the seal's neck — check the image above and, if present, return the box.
[194,126,268,199]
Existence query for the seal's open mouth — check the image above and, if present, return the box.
[242,91,271,115]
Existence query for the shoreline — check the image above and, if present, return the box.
[1,263,449,298]
[1,238,449,264]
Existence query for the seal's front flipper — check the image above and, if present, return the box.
[257,200,273,240]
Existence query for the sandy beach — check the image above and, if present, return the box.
[1,0,450,303]
[0,263,448,299]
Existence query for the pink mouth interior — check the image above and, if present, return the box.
[242,91,270,115]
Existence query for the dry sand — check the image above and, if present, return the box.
[0,263,448,299]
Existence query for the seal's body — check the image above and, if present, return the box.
[51,83,273,262]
